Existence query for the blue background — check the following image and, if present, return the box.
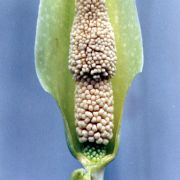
[0,0,180,179]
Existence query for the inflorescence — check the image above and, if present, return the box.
[69,0,116,145]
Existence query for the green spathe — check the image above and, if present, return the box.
[35,0,143,179]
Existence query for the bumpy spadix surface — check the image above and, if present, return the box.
[69,0,117,81]
[83,145,106,162]
[69,0,116,145]
[75,79,114,145]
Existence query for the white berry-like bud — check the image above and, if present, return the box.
[75,79,114,144]
[69,0,117,81]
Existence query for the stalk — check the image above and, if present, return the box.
[92,168,105,180]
